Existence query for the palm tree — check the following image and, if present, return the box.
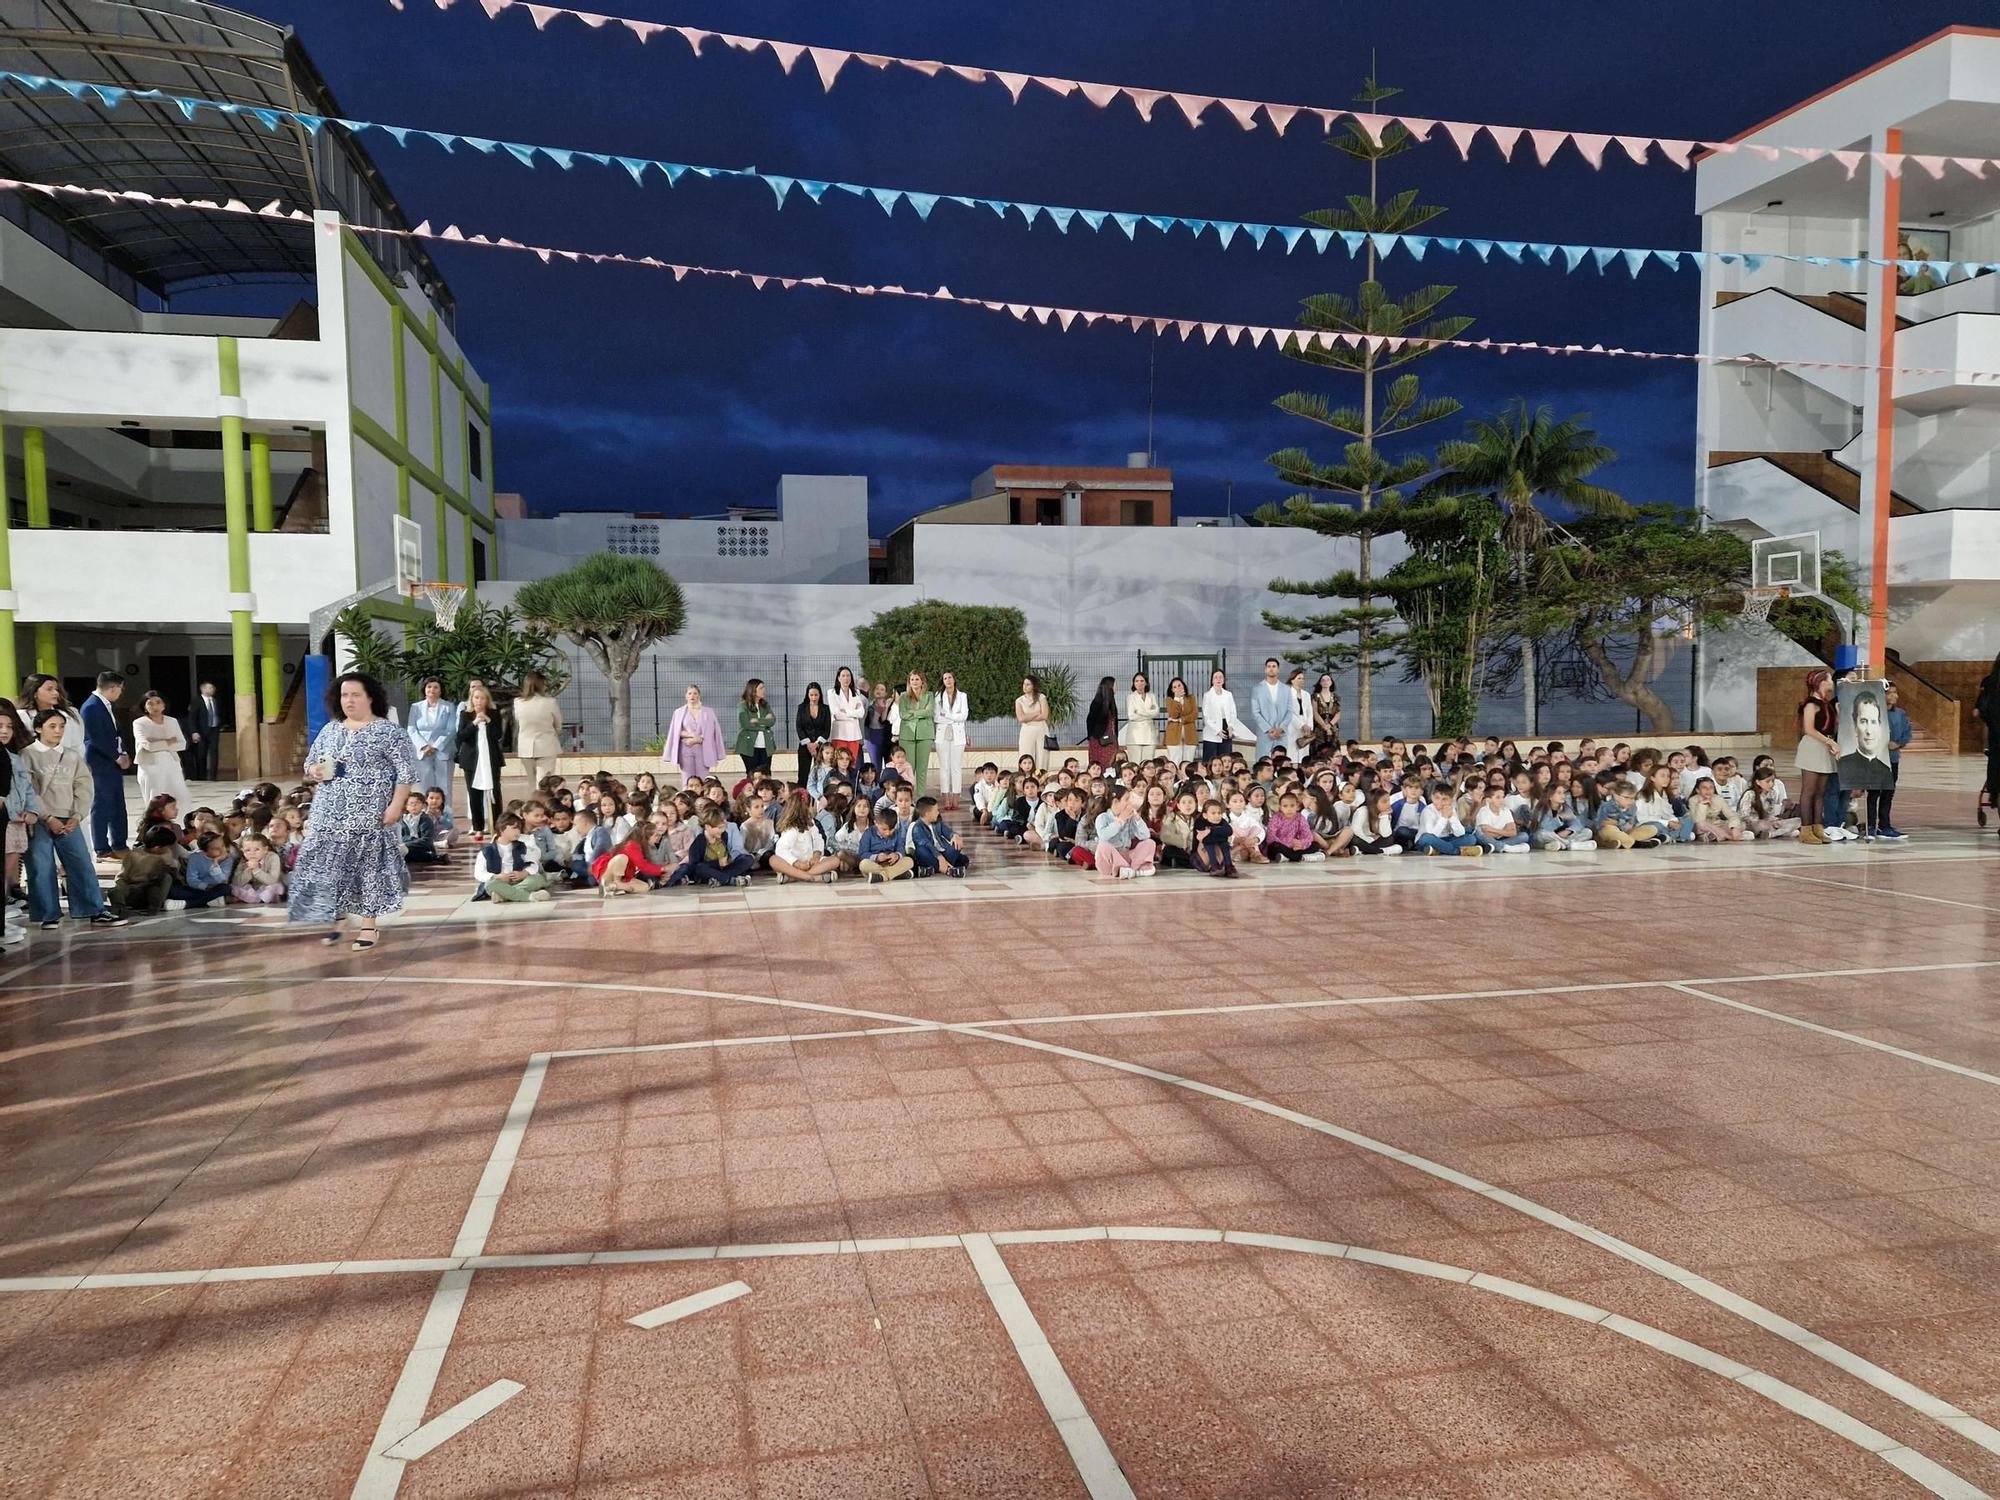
[1437,402,1626,734]
[514,553,685,751]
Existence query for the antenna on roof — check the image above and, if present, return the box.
[1146,338,1157,466]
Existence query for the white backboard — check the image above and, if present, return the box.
[393,513,423,596]
[1751,530,1822,599]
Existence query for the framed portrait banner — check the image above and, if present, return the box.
[1836,679,1896,791]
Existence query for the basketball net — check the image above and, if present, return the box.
[1739,585,1787,625]
[413,581,468,630]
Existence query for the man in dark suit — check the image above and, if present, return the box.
[80,670,131,855]
[186,679,222,781]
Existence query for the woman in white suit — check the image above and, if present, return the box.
[132,691,191,809]
[1283,667,1313,763]
[935,669,971,813]
[511,672,563,792]
[1124,672,1160,760]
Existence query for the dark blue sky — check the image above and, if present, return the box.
[235,0,1975,531]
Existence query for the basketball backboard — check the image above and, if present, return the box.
[393,513,423,598]
[1751,531,1822,599]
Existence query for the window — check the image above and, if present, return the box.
[716,524,771,557]
[607,522,660,556]
[1121,499,1156,526]
[1034,497,1062,525]
[472,538,488,583]
[468,424,484,481]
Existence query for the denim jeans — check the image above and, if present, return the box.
[1416,830,1479,855]
[26,823,108,921]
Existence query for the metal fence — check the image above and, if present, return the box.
[547,637,1696,752]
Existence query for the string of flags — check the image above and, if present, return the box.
[3,69,1987,286]
[384,0,2000,180]
[8,175,1998,385]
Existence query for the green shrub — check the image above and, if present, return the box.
[854,603,1031,721]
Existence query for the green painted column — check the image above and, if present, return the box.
[218,338,259,777]
[0,420,15,693]
[249,433,282,720]
[23,425,55,674]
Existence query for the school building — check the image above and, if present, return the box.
[0,0,497,776]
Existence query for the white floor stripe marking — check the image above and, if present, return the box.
[627,1279,750,1330]
[380,1378,524,1462]
[1,1225,1977,1496]
[453,1055,548,1259]
[964,1233,1137,1500]
[1668,983,2000,1090]
[1765,868,2000,915]
[349,1268,475,1500]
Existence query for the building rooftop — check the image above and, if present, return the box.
[0,0,452,307]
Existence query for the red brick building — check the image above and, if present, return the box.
[885,457,1174,581]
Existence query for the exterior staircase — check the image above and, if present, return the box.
[1716,289,1910,331]
[1706,450,1923,517]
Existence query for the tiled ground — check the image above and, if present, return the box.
[2,784,1998,1498]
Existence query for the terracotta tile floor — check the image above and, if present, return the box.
[2,791,1998,1497]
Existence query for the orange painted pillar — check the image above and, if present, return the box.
[1864,127,1902,672]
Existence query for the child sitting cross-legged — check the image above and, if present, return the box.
[1416,784,1483,857]
[1473,785,1530,854]
[400,792,442,864]
[112,824,181,915]
[1739,768,1800,841]
[1263,790,1316,863]
[1093,788,1157,880]
[1685,776,1746,842]
[1532,786,1595,852]
[1158,788,1198,869]
[1191,797,1237,877]
[230,831,288,904]
[169,831,238,908]
[771,790,842,884]
[474,814,553,902]
[910,796,969,878]
[1595,781,1661,849]
[857,803,914,882]
[671,806,757,888]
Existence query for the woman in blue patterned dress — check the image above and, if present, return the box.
[289,672,418,951]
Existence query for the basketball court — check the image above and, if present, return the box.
[4,780,1999,1500]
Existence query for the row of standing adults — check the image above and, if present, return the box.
[1045,661,1344,769]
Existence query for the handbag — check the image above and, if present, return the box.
[1042,732,1060,752]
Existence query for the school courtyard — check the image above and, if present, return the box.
[0,767,1995,1500]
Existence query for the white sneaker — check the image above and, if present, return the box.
[774,873,789,885]
[1117,867,1136,880]
[1742,831,1757,841]
[1302,852,1327,863]
[1825,826,1852,842]
[1501,843,1529,853]
[528,889,552,902]
[1569,841,1598,852]
[1382,845,1402,855]
[1,925,24,947]
[164,899,188,912]
[1136,866,1156,877]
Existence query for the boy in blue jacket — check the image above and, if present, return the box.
[909,797,968,878]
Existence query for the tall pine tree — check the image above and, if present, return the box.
[1257,71,1472,739]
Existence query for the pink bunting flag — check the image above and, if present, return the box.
[1399,116,1436,142]
[623,18,662,41]
[1653,139,1695,169]
[1351,112,1390,145]
[1487,125,1524,161]
[1078,81,1120,109]
[1831,149,1865,178]
[856,54,893,70]
[947,64,988,84]
[1033,76,1077,98]
[1126,89,1165,122]
[1528,129,1566,166]
[673,25,708,53]
[1200,322,1220,343]
[1218,98,1261,130]
[992,70,1031,102]
[751,274,768,289]
[576,9,608,26]
[1262,103,1299,136]
[1176,320,1196,340]
[901,59,943,77]
[1909,154,1948,180]
[1615,135,1652,165]
[1057,309,1076,331]
[1443,120,1481,159]
[1170,93,1213,127]
[768,39,805,72]
[1954,156,1990,179]
[1871,152,1904,178]
[808,47,849,90]
[524,5,560,29]
[1747,145,1782,162]
[1571,132,1610,168]
[717,33,758,52]
[477,0,510,16]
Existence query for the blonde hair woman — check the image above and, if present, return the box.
[512,672,562,792]
[455,678,506,838]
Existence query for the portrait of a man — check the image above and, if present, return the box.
[1837,680,1896,791]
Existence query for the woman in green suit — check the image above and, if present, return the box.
[735,678,777,775]
[897,670,937,798]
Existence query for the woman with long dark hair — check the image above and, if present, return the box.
[829,667,865,767]
[291,672,418,951]
[1794,668,1840,846]
[736,678,776,776]
[795,681,831,786]
[1085,676,1119,769]
[19,674,81,750]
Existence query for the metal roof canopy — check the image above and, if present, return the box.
[0,0,452,311]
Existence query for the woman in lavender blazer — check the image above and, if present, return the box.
[663,684,725,785]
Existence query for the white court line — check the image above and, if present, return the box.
[351,1268,476,1500]
[381,1378,523,1461]
[375,972,2000,1471]
[1764,869,2000,915]
[1667,984,2000,1090]
[964,1233,1137,1500]
[2,1228,1976,1498]
[628,1279,750,1329]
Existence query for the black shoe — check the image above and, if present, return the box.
[471,890,491,902]
[90,913,129,927]
[39,919,60,930]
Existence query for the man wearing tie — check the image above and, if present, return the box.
[187,680,222,782]
[1249,657,1293,761]
[80,670,131,856]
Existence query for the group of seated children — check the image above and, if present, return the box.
[955,736,1813,879]
[427,761,973,902]
[111,789,294,914]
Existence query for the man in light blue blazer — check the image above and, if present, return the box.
[1249,657,1292,761]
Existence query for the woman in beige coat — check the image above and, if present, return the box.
[511,673,563,793]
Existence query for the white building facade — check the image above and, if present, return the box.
[1696,25,2000,731]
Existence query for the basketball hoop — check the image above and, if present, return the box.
[1739,585,1787,625]
[413,581,468,630]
